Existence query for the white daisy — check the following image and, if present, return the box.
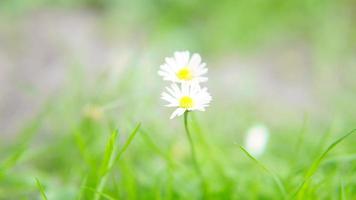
[158,51,208,83]
[244,124,269,157]
[161,83,212,119]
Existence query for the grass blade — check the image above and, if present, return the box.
[100,130,119,176]
[73,131,95,168]
[239,146,287,198]
[94,123,141,200]
[77,175,88,200]
[94,129,119,200]
[340,181,346,200]
[35,178,48,200]
[293,129,356,198]
[0,113,44,173]
[115,123,141,162]
[84,186,116,200]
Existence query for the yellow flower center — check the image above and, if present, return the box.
[176,67,192,80]
[179,96,194,109]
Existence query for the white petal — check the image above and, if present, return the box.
[189,53,202,67]
[174,51,190,67]
[170,108,186,119]
[171,83,181,96]
[181,82,190,96]
[165,57,177,69]
[196,77,208,82]
[195,68,208,76]
[158,70,169,77]
[165,102,179,107]
[161,92,176,104]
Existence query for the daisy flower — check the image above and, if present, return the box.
[244,124,269,157]
[158,51,208,83]
[161,82,212,119]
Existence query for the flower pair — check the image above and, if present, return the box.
[158,51,212,119]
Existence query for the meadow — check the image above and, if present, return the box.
[0,0,355,199]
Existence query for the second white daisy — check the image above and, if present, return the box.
[244,124,269,157]
[158,51,208,83]
[161,83,212,119]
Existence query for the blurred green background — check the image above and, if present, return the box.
[0,0,355,199]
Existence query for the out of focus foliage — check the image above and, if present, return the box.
[1,0,355,55]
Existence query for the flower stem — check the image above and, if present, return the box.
[183,111,208,197]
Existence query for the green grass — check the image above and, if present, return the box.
[0,61,355,199]
[35,178,48,200]
[0,49,355,199]
[239,146,287,198]
[293,129,356,199]
[0,1,355,199]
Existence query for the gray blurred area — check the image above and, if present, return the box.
[0,10,135,138]
[0,5,355,139]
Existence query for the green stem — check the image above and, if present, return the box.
[183,111,208,197]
